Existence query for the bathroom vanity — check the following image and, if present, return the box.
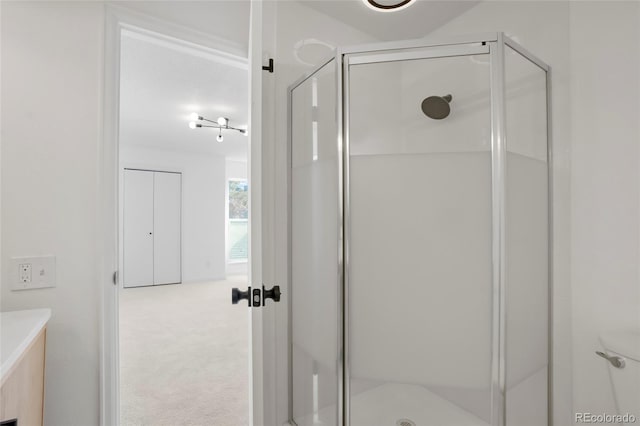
[0,309,51,426]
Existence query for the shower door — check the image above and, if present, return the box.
[290,58,341,426]
[344,45,494,426]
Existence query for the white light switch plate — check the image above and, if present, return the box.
[10,256,56,290]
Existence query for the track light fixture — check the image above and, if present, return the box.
[188,113,247,143]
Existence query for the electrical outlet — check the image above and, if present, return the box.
[19,263,32,283]
[11,256,56,291]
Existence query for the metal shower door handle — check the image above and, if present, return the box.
[595,351,626,369]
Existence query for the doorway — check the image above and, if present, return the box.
[115,21,250,426]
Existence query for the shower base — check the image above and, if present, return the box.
[293,382,489,426]
[350,383,489,426]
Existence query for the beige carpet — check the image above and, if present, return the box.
[119,276,249,426]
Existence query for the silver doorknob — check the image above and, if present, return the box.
[596,351,626,369]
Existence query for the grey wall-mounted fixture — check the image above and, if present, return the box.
[596,351,626,369]
[421,94,453,120]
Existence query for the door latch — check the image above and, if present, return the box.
[231,284,281,308]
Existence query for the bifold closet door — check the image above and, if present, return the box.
[123,169,155,288]
[153,172,181,285]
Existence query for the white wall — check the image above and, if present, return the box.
[0,2,104,425]
[120,145,227,283]
[0,1,241,425]
[226,159,248,181]
[569,1,640,419]
[0,3,245,425]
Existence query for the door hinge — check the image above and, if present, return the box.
[112,271,118,285]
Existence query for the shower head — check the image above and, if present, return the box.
[421,94,452,120]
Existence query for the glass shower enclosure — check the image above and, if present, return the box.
[288,33,551,426]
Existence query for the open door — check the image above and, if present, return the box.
[245,1,267,425]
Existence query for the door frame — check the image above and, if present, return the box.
[100,4,263,425]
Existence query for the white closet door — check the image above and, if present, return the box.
[153,171,182,285]
[123,169,154,287]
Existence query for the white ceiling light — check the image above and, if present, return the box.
[361,0,417,12]
[188,112,246,142]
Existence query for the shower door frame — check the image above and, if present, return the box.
[287,32,552,426]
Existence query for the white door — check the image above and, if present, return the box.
[123,169,154,287]
[153,171,182,285]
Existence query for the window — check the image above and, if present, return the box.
[228,179,248,262]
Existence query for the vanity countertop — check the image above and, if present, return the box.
[0,308,51,384]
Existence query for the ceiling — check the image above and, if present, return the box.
[114,0,476,46]
[299,0,479,41]
[119,30,249,160]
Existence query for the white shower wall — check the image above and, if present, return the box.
[349,153,493,385]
